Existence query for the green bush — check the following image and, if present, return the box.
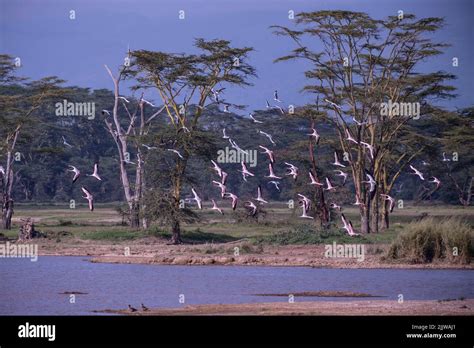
[386,218,473,264]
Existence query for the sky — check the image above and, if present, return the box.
[1,0,473,113]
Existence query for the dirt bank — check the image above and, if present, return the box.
[29,237,473,269]
[97,299,474,316]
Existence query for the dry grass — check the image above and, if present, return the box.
[386,217,474,264]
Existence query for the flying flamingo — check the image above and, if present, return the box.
[81,187,94,211]
[86,163,102,181]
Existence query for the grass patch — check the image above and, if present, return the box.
[386,217,474,264]
[252,224,370,245]
[80,230,143,241]
[147,227,239,244]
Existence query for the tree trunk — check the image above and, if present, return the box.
[370,195,379,233]
[308,122,329,226]
[129,202,140,229]
[382,205,390,229]
[360,205,370,234]
[170,170,183,244]
[170,219,182,244]
[360,189,371,234]
[2,196,14,230]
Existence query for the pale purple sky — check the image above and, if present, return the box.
[1,0,472,111]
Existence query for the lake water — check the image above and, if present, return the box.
[0,256,473,315]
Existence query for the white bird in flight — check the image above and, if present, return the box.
[273,90,282,103]
[191,188,202,210]
[86,163,102,181]
[258,130,276,145]
[249,113,263,124]
[429,177,441,189]
[211,199,223,215]
[360,141,375,160]
[308,128,320,144]
[259,145,275,163]
[334,170,348,185]
[265,163,282,179]
[245,201,258,216]
[274,105,285,114]
[225,192,238,210]
[123,158,136,165]
[324,177,336,191]
[211,160,223,178]
[380,194,395,213]
[229,138,249,155]
[335,170,349,186]
[363,173,376,193]
[285,162,298,180]
[167,149,184,159]
[81,187,94,211]
[332,152,346,168]
[409,164,425,181]
[341,213,359,236]
[140,98,155,107]
[239,161,255,182]
[325,98,341,110]
[352,117,367,126]
[222,128,230,139]
[255,185,268,204]
[353,194,363,206]
[62,136,73,148]
[67,165,81,183]
[297,194,311,210]
[220,171,228,185]
[268,181,280,191]
[300,201,314,219]
[142,144,157,150]
[345,129,359,144]
[212,180,227,198]
[309,171,323,186]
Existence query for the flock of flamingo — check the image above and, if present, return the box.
[63,89,442,236]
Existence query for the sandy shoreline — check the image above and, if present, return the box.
[31,237,473,269]
[96,299,474,316]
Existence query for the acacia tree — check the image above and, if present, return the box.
[439,107,473,207]
[103,60,166,229]
[273,11,455,233]
[130,39,255,244]
[0,54,64,229]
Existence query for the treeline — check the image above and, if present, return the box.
[1,84,471,207]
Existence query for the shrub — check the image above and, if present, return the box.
[386,218,473,264]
